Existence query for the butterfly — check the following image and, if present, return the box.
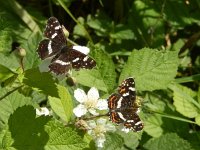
[37,17,96,74]
[108,77,144,131]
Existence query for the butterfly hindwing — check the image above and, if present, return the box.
[68,48,96,70]
[37,39,60,60]
[49,47,96,74]
[124,113,144,131]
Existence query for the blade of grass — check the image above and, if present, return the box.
[7,0,41,33]
[152,111,196,124]
[175,74,200,83]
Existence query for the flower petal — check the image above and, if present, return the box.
[96,118,107,125]
[96,99,108,110]
[96,136,106,148]
[74,88,87,103]
[87,87,99,101]
[105,123,116,132]
[36,107,50,116]
[88,108,99,116]
[73,104,87,117]
[87,120,97,129]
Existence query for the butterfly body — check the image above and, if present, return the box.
[37,17,96,74]
[108,77,143,131]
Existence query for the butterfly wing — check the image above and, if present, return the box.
[44,17,66,44]
[37,17,66,59]
[108,93,125,124]
[118,77,136,108]
[68,48,96,70]
[123,112,144,131]
[49,47,96,74]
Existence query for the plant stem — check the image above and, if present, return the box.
[0,85,24,101]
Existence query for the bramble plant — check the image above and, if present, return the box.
[0,0,200,150]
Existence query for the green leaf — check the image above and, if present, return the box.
[45,120,88,150]
[0,89,36,126]
[74,69,108,92]
[103,132,124,150]
[117,130,142,149]
[74,45,116,93]
[120,48,179,91]
[73,17,88,39]
[86,13,112,37]
[144,93,166,112]
[144,115,163,138]
[183,132,200,150]
[195,114,200,126]
[0,106,88,150]
[23,68,59,97]
[22,32,42,70]
[169,84,199,118]
[49,85,73,123]
[110,24,135,40]
[128,0,165,47]
[0,65,15,83]
[143,133,194,150]
[157,0,199,29]
[0,30,12,53]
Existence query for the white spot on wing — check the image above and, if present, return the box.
[72,58,79,62]
[135,121,142,126]
[55,60,69,65]
[127,120,134,123]
[48,41,53,55]
[55,25,61,30]
[83,56,89,62]
[72,45,90,55]
[123,93,129,97]
[51,33,57,39]
[117,112,126,121]
[129,87,135,91]
[116,97,123,108]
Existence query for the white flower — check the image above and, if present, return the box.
[73,87,108,117]
[87,118,116,148]
[36,107,50,116]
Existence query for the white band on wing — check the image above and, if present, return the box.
[72,45,90,55]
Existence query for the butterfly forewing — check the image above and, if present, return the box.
[44,17,66,45]
[118,78,136,100]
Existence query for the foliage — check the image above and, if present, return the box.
[0,0,200,149]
